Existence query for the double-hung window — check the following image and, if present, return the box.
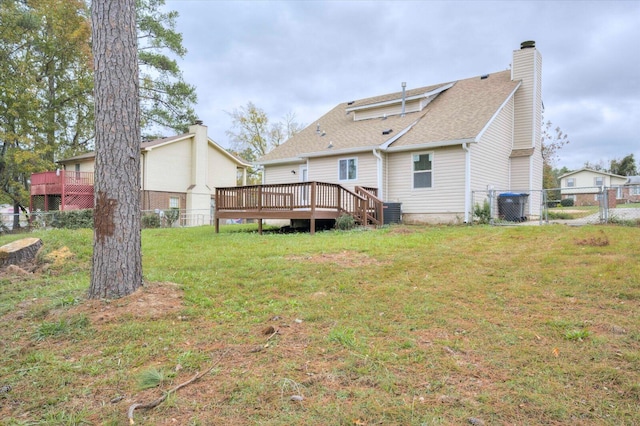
[566,178,575,188]
[413,153,433,188]
[594,176,603,186]
[339,158,357,181]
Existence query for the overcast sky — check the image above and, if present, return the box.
[162,0,639,171]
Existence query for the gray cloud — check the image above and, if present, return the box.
[164,0,640,170]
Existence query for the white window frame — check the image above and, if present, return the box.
[566,178,575,188]
[594,176,603,186]
[338,157,357,181]
[169,197,179,209]
[412,152,433,189]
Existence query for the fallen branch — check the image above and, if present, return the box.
[127,349,229,425]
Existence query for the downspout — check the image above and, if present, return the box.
[372,149,383,200]
[462,142,471,223]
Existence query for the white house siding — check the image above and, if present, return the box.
[561,170,628,195]
[386,146,466,223]
[308,152,378,192]
[470,98,514,192]
[143,138,192,193]
[263,163,304,185]
[207,146,239,189]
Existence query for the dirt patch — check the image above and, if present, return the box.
[386,225,418,235]
[286,250,385,268]
[68,281,184,324]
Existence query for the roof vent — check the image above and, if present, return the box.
[195,120,203,125]
[347,101,355,105]
[480,74,489,80]
[382,129,393,135]
[520,40,535,49]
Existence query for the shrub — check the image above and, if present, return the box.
[51,209,94,229]
[473,200,491,224]
[335,214,356,231]
[560,198,574,207]
[142,213,161,228]
[163,209,180,227]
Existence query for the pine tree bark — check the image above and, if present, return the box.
[89,0,142,299]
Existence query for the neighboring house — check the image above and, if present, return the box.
[623,176,640,203]
[256,41,544,224]
[30,122,250,224]
[559,168,627,206]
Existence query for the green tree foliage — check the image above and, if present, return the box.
[0,0,196,213]
[541,118,570,189]
[609,154,637,176]
[226,102,303,182]
[137,0,197,137]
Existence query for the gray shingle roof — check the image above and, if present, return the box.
[258,70,519,163]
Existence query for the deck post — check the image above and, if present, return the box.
[258,219,263,234]
[310,182,317,235]
[215,217,219,233]
[60,170,65,211]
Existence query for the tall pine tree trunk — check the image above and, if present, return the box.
[89,0,142,299]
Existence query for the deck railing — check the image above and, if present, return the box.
[215,181,383,232]
[31,170,94,188]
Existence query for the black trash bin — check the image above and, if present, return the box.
[497,193,529,222]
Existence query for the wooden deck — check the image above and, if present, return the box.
[214,182,383,234]
[30,171,94,211]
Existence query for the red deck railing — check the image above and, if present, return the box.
[30,170,95,211]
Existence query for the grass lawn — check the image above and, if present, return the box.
[0,224,638,425]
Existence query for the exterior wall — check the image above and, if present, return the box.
[208,146,240,189]
[64,159,94,173]
[471,97,514,192]
[511,45,543,216]
[143,138,192,193]
[561,170,627,195]
[386,146,466,217]
[263,163,305,184]
[307,152,378,192]
[512,46,542,151]
[141,190,187,211]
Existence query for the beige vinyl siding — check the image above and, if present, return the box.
[263,163,304,185]
[386,146,465,213]
[512,48,541,150]
[207,146,239,188]
[510,156,531,191]
[308,153,378,191]
[144,138,192,192]
[470,97,514,191]
[74,160,94,173]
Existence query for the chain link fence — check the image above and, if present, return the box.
[0,208,237,234]
[472,185,640,226]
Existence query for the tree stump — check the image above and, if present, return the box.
[0,238,43,268]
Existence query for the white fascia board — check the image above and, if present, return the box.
[255,157,307,166]
[207,138,252,167]
[301,145,381,158]
[141,134,193,151]
[475,81,521,142]
[384,138,477,153]
[345,83,455,113]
